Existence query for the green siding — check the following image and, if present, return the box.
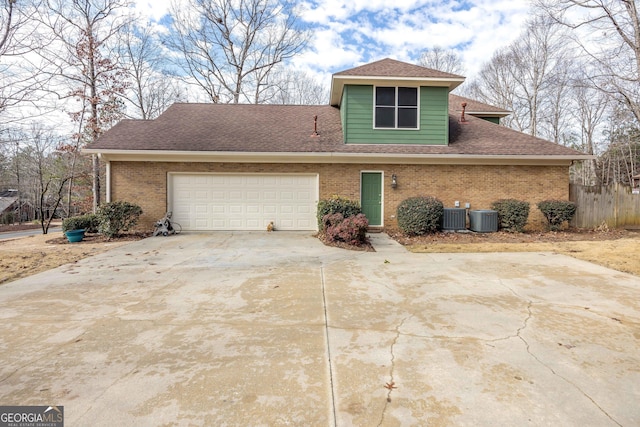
[480,116,500,125]
[341,85,449,145]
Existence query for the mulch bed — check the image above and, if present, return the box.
[386,227,636,246]
[316,232,376,252]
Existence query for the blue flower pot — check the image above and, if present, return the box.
[65,229,86,243]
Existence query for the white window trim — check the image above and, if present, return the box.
[373,86,420,130]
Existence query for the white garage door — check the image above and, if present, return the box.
[169,173,318,231]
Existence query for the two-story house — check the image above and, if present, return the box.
[84,58,590,231]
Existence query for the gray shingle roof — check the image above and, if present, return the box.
[334,58,464,79]
[449,94,510,116]
[86,101,586,158]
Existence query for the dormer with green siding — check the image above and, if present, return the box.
[330,58,465,145]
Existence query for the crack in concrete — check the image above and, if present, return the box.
[514,301,623,426]
[494,281,623,425]
[377,315,411,427]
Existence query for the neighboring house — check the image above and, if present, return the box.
[0,190,19,219]
[0,190,35,223]
[84,58,591,232]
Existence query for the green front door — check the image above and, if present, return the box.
[361,172,382,226]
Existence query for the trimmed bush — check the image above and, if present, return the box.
[323,213,369,245]
[96,201,143,238]
[317,196,361,230]
[396,196,444,236]
[62,214,99,233]
[537,199,576,231]
[491,199,530,233]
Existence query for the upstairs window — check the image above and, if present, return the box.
[375,87,418,129]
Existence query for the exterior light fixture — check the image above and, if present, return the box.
[391,174,397,189]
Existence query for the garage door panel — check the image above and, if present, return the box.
[194,190,209,201]
[246,191,260,201]
[229,191,243,200]
[298,205,312,214]
[280,219,294,228]
[212,219,226,228]
[170,174,318,231]
[229,205,244,214]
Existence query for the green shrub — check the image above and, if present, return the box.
[397,196,444,236]
[491,199,530,233]
[96,201,143,238]
[537,200,576,231]
[1,212,15,225]
[323,213,369,245]
[62,214,99,233]
[317,196,361,230]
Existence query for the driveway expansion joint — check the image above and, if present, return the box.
[320,266,337,427]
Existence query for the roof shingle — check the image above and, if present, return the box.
[334,58,464,79]
[86,101,586,158]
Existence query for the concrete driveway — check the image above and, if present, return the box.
[0,232,639,426]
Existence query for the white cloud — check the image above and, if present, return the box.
[294,0,531,82]
[130,0,531,88]
[132,0,174,22]
[131,0,531,77]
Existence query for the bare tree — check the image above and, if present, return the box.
[466,15,574,140]
[417,46,465,75]
[259,68,328,105]
[120,22,185,119]
[26,126,70,233]
[464,50,520,128]
[536,0,640,124]
[38,0,131,212]
[168,0,309,104]
[571,76,610,184]
[599,106,640,185]
[0,0,48,123]
[6,124,73,232]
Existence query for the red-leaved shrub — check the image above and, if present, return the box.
[322,213,369,245]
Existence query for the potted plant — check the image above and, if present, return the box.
[62,214,97,243]
[64,228,86,243]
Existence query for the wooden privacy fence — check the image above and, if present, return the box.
[570,183,640,229]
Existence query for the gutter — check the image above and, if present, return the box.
[82,149,594,166]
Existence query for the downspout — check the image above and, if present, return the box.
[104,156,111,203]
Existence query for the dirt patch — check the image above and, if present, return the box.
[0,231,148,285]
[387,228,640,277]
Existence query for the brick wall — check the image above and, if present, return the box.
[110,161,569,231]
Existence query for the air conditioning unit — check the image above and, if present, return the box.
[442,208,466,231]
[469,210,498,233]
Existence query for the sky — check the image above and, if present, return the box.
[132,0,532,83]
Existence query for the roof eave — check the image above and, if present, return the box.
[465,111,511,118]
[83,149,592,166]
[330,75,466,107]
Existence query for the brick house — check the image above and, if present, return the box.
[84,58,590,232]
